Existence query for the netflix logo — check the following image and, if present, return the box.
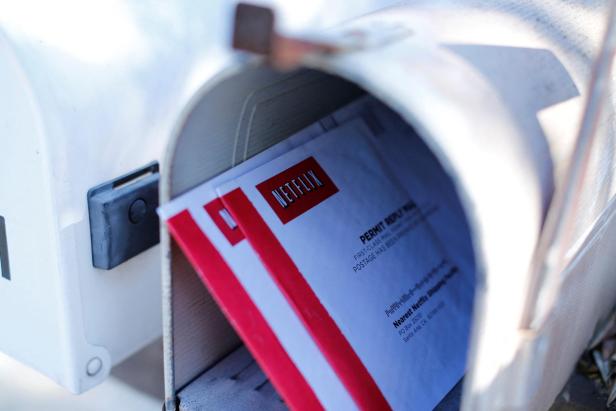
[271,169,323,208]
[256,157,338,224]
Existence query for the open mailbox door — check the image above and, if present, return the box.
[160,2,616,410]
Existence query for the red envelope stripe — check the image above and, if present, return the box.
[167,210,324,411]
[221,189,391,411]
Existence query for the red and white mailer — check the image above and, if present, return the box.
[159,122,362,411]
[217,118,475,411]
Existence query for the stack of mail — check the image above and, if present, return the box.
[158,97,476,410]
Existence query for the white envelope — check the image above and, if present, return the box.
[159,121,359,410]
[217,118,475,410]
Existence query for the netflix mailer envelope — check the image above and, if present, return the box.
[217,119,475,411]
[159,123,360,410]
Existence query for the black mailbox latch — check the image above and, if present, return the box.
[88,162,160,270]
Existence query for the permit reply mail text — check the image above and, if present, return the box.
[160,99,475,411]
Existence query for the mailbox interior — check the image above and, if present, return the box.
[164,64,475,410]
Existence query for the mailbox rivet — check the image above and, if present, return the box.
[129,198,147,224]
[86,357,103,376]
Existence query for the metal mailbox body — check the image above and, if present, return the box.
[162,1,616,410]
